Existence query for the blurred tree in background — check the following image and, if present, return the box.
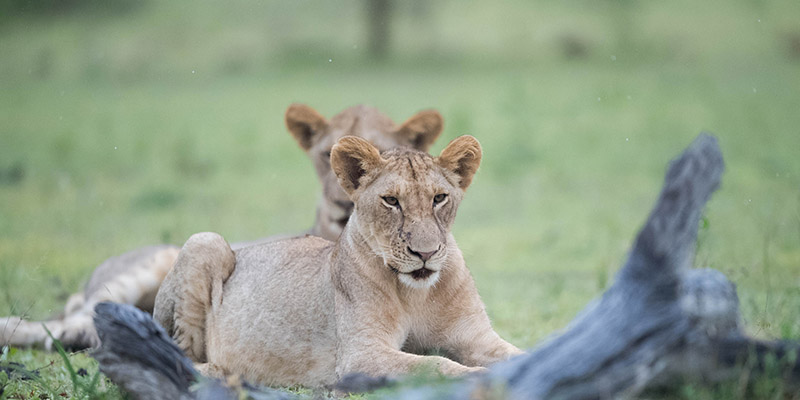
[365,0,392,60]
[0,0,142,16]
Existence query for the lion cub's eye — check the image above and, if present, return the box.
[433,193,448,205]
[321,151,332,161]
[382,196,399,207]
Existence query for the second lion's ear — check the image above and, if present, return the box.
[285,104,329,151]
[395,109,443,152]
[331,136,384,196]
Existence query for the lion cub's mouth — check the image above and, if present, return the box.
[389,265,437,281]
[408,267,436,280]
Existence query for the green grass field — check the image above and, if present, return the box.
[1,0,799,398]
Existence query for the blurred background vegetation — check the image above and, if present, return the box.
[1,0,799,397]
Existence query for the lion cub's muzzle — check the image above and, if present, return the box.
[388,244,445,287]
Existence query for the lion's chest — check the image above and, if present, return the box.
[401,304,449,353]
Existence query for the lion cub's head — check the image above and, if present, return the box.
[285,104,443,240]
[331,135,481,289]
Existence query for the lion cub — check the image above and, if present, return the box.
[154,135,522,387]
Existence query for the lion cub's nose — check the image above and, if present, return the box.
[408,247,437,262]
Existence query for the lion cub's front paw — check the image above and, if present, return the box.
[467,366,489,375]
[441,363,487,377]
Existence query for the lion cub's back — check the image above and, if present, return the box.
[208,235,339,387]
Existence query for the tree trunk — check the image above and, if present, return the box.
[366,0,392,60]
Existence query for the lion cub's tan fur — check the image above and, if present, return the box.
[154,135,521,387]
[1,104,443,350]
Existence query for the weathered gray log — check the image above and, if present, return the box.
[482,133,735,398]
[91,133,800,399]
[92,302,294,400]
[92,302,197,400]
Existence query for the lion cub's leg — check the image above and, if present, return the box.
[194,362,228,379]
[338,345,485,380]
[63,293,86,315]
[440,313,523,367]
[83,246,181,313]
[1,317,60,348]
[1,247,180,350]
[153,232,235,363]
[0,305,97,350]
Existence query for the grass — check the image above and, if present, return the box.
[1,0,800,398]
[0,345,122,399]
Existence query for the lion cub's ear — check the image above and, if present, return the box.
[331,136,385,196]
[395,109,443,152]
[285,103,329,151]
[436,135,482,191]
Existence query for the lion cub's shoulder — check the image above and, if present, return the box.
[234,234,334,271]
